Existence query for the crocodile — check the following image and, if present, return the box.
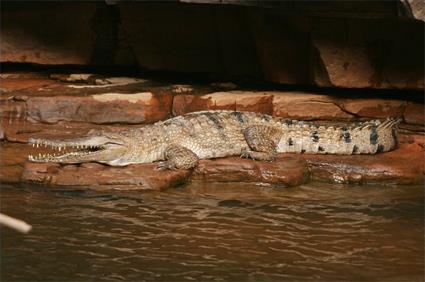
[28,110,401,169]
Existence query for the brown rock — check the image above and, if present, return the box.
[193,155,309,187]
[0,143,31,167]
[22,162,191,190]
[26,92,172,124]
[0,143,32,183]
[250,13,310,85]
[303,144,424,185]
[0,165,24,183]
[119,3,222,73]
[1,3,96,65]
[400,134,425,149]
[404,102,424,125]
[0,102,26,123]
[341,99,406,118]
[272,92,353,120]
[0,120,138,144]
[0,72,48,79]
[311,18,424,90]
[4,136,423,187]
[0,78,57,92]
[173,91,274,116]
[401,0,425,21]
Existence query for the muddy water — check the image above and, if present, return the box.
[1,182,423,281]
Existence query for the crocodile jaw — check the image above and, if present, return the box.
[28,136,128,165]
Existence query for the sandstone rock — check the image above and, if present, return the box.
[2,121,95,143]
[0,143,31,167]
[20,155,308,188]
[22,162,191,190]
[341,99,406,118]
[3,135,423,187]
[173,91,274,116]
[400,0,425,21]
[26,92,172,124]
[404,102,424,125]
[0,78,56,92]
[0,72,48,79]
[1,3,96,65]
[0,143,32,183]
[193,155,309,187]
[272,92,353,120]
[173,90,419,122]
[0,102,26,123]
[249,13,310,85]
[119,3,222,73]
[311,18,424,90]
[66,77,148,89]
[1,120,139,144]
[0,166,23,183]
[50,74,95,83]
[399,134,425,149]
[303,144,424,185]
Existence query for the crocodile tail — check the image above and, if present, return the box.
[277,118,401,155]
[350,117,401,154]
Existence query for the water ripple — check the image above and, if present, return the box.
[1,182,423,281]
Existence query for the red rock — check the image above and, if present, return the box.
[0,166,24,183]
[3,137,424,187]
[119,4,222,73]
[404,102,424,125]
[400,134,425,149]
[0,78,56,91]
[0,72,48,79]
[272,92,353,120]
[193,155,309,187]
[403,0,425,21]
[341,99,406,118]
[0,143,32,183]
[250,13,310,85]
[0,143,31,166]
[1,3,97,65]
[0,102,26,123]
[311,18,424,90]
[26,92,172,124]
[303,144,424,185]
[173,91,274,116]
[0,120,138,144]
[22,162,191,191]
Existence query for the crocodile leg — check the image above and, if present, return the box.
[157,145,199,170]
[241,125,281,161]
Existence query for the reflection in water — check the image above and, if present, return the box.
[1,182,424,281]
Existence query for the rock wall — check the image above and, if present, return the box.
[1,2,424,90]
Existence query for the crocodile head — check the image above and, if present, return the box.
[28,131,132,166]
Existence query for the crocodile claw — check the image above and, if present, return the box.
[240,149,254,160]
[156,161,177,171]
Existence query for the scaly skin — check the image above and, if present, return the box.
[28,110,401,169]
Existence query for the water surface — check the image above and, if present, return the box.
[1,182,424,281]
